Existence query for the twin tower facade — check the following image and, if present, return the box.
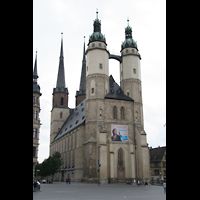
[49,12,150,184]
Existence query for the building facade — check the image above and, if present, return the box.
[33,51,42,180]
[49,12,150,184]
[149,146,166,184]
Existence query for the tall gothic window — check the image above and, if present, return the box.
[113,106,117,119]
[61,97,64,105]
[118,148,123,167]
[120,106,125,120]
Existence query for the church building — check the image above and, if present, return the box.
[49,12,150,184]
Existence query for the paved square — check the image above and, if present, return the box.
[33,182,166,200]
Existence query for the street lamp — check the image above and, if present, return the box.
[36,170,40,180]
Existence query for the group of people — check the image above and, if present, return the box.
[132,179,166,193]
[66,176,71,184]
[33,180,41,192]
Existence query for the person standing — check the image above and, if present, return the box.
[163,181,166,193]
[68,177,71,184]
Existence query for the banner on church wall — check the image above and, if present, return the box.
[111,124,128,141]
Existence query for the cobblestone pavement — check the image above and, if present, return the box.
[33,182,166,200]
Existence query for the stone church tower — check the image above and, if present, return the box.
[84,11,110,180]
[50,33,70,152]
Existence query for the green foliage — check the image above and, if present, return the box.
[36,152,63,178]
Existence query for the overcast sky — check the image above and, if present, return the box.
[33,0,166,163]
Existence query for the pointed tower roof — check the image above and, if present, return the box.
[76,37,86,97]
[53,33,68,94]
[33,51,41,96]
[33,51,38,80]
[79,37,86,93]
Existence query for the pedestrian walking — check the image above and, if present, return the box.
[37,180,41,191]
[68,177,71,184]
[138,180,140,186]
[163,181,166,193]
[132,179,136,186]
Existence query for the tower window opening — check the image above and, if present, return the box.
[121,106,125,120]
[60,112,63,118]
[135,111,138,121]
[92,88,94,93]
[99,63,103,69]
[113,106,117,119]
[133,68,136,74]
[61,97,64,105]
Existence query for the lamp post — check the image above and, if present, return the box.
[160,172,162,184]
[98,146,101,186]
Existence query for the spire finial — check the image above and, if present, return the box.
[33,50,38,81]
[35,48,37,60]
[96,9,98,19]
[127,17,129,26]
[84,36,85,43]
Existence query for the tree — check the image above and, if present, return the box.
[36,152,63,182]
[49,152,63,181]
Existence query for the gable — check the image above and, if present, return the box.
[104,75,134,102]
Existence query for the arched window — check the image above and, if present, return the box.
[61,97,64,105]
[113,106,117,119]
[120,106,125,119]
[60,112,63,118]
[118,148,123,167]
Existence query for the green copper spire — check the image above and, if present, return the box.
[88,10,106,45]
[121,19,138,51]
